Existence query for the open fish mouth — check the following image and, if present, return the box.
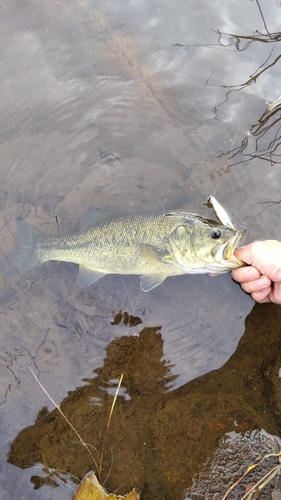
[222,231,245,263]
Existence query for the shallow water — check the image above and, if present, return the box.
[1,0,281,498]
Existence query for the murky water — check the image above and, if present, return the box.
[1,0,281,498]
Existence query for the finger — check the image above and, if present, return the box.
[251,288,271,303]
[235,241,281,275]
[269,282,281,305]
[239,275,272,294]
[232,266,261,283]
[234,241,271,266]
[253,282,281,304]
[234,245,258,266]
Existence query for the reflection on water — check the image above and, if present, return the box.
[7,304,281,500]
[172,1,281,175]
[1,0,281,498]
[210,22,281,169]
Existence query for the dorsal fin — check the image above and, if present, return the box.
[83,207,111,227]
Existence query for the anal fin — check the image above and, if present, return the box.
[77,265,106,288]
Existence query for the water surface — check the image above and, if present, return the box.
[1,0,281,498]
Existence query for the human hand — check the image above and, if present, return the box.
[231,240,281,304]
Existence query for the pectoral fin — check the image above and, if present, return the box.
[77,265,106,288]
[140,274,167,292]
[138,244,173,291]
[138,244,174,264]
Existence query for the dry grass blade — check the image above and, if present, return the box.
[222,464,259,500]
[240,463,281,500]
[29,367,100,477]
[99,373,124,480]
[222,450,281,500]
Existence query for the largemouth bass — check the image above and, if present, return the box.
[4,196,245,292]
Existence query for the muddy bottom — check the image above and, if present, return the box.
[7,303,281,500]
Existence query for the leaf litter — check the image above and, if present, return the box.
[73,472,140,500]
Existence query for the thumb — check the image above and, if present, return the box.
[234,244,256,266]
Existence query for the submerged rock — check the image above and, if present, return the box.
[185,430,281,500]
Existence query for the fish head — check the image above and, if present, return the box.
[169,217,245,274]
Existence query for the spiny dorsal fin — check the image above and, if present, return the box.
[83,208,111,227]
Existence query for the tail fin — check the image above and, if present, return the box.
[4,218,43,276]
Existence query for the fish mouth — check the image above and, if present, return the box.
[222,231,245,264]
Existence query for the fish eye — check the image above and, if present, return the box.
[211,230,221,239]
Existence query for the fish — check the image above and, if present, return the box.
[4,196,245,292]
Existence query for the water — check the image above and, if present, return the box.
[1,0,281,498]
